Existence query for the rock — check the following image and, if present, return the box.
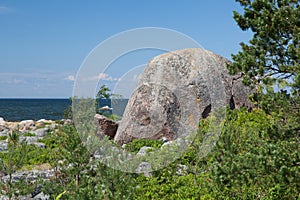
[0,125,9,135]
[61,119,73,125]
[161,137,169,143]
[136,146,154,157]
[33,127,50,137]
[136,162,152,177]
[0,117,5,126]
[35,119,55,129]
[0,173,51,199]
[114,48,251,145]
[161,140,174,148]
[94,114,118,139]
[28,142,46,149]
[31,192,50,200]
[19,120,35,131]
[36,119,53,124]
[19,136,38,144]
[5,122,19,131]
[0,141,8,151]
[49,123,57,129]
[1,169,55,184]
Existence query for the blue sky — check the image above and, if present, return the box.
[0,0,252,98]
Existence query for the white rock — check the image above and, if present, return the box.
[0,117,6,126]
[136,146,154,157]
[62,119,73,125]
[176,164,188,176]
[19,120,35,130]
[32,192,50,200]
[37,119,47,123]
[49,124,57,129]
[0,141,8,151]
[162,140,173,147]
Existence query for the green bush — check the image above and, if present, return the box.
[124,139,164,153]
[2,109,299,199]
[0,135,7,140]
[22,132,36,137]
[132,109,300,199]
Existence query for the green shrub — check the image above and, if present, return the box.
[132,109,300,199]
[124,139,164,153]
[0,135,7,140]
[2,108,299,199]
[22,132,36,137]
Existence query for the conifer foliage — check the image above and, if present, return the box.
[229,0,300,92]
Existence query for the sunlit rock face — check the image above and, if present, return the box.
[114,48,251,145]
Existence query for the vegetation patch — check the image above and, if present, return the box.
[0,135,7,141]
[124,139,164,153]
[21,132,36,137]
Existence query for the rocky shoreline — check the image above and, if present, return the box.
[0,117,72,200]
[0,117,72,151]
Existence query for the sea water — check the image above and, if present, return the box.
[0,99,128,121]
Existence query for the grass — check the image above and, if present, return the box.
[0,135,8,141]
[22,132,36,137]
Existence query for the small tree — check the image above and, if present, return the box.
[96,85,122,119]
[0,131,30,199]
[229,0,300,134]
[96,85,112,100]
[228,0,299,92]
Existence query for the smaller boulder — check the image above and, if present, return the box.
[33,128,50,137]
[28,142,46,149]
[0,141,8,151]
[94,114,118,139]
[19,136,38,144]
[6,122,19,131]
[136,162,152,177]
[0,117,6,126]
[19,120,35,131]
[36,119,52,123]
[0,125,9,135]
[61,119,73,125]
[136,146,154,157]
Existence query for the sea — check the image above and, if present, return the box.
[0,98,128,121]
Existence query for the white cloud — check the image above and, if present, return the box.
[0,73,27,84]
[83,73,120,82]
[64,75,75,81]
[98,73,120,81]
[12,78,26,84]
[0,72,74,81]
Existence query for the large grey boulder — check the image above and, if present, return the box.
[114,48,251,145]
